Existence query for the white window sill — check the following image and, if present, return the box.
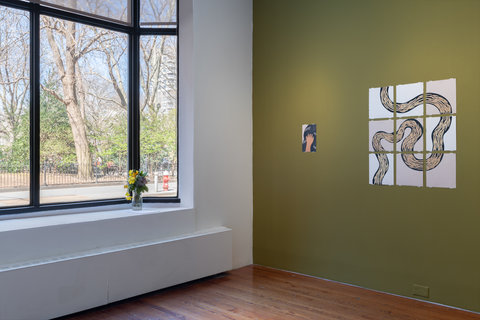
[0,203,196,268]
[0,202,190,232]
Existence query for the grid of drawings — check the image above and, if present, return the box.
[368,79,456,188]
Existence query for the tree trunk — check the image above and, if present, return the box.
[65,100,93,181]
[64,22,93,181]
[44,18,93,181]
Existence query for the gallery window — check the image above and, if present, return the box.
[0,0,178,214]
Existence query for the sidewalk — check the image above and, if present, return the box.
[0,182,178,207]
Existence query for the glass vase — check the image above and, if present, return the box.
[132,192,143,211]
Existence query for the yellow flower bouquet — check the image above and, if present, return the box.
[124,170,148,209]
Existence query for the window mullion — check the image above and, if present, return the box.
[129,0,140,171]
[30,5,40,207]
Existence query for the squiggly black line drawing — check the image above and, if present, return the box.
[372,86,452,185]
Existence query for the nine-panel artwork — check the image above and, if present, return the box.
[368,79,456,188]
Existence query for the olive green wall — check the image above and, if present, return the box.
[253,0,480,312]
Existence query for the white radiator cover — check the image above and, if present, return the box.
[0,226,232,320]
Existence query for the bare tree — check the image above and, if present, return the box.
[0,8,29,150]
[1,0,177,183]
[41,17,109,180]
[40,10,131,181]
[139,0,177,120]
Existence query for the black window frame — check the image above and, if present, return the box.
[0,0,180,215]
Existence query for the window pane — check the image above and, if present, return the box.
[40,16,128,204]
[0,6,30,207]
[140,0,176,28]
[140,35,177,197]
[36,0,130,24]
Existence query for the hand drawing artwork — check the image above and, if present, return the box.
[302,124,316,153]
[368,79,456,188]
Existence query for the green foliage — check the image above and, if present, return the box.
[5,111,30,171]
[87,111,128,168]
[1,81,77,171]
[140,107,177,169]
[1,93,177,174]
[40,83,76,165]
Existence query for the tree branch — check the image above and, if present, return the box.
[41,84,66,105]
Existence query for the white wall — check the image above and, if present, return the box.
[0,1,252,318]
[0,0,253,269]
[192,0,253,268]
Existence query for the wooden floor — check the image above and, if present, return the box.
[57,265,480,320]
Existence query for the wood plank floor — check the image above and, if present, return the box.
[57,265,480,320]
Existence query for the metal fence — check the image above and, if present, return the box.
[0,164,30,189]
[0,159,176,189]
[0,161,127,189]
